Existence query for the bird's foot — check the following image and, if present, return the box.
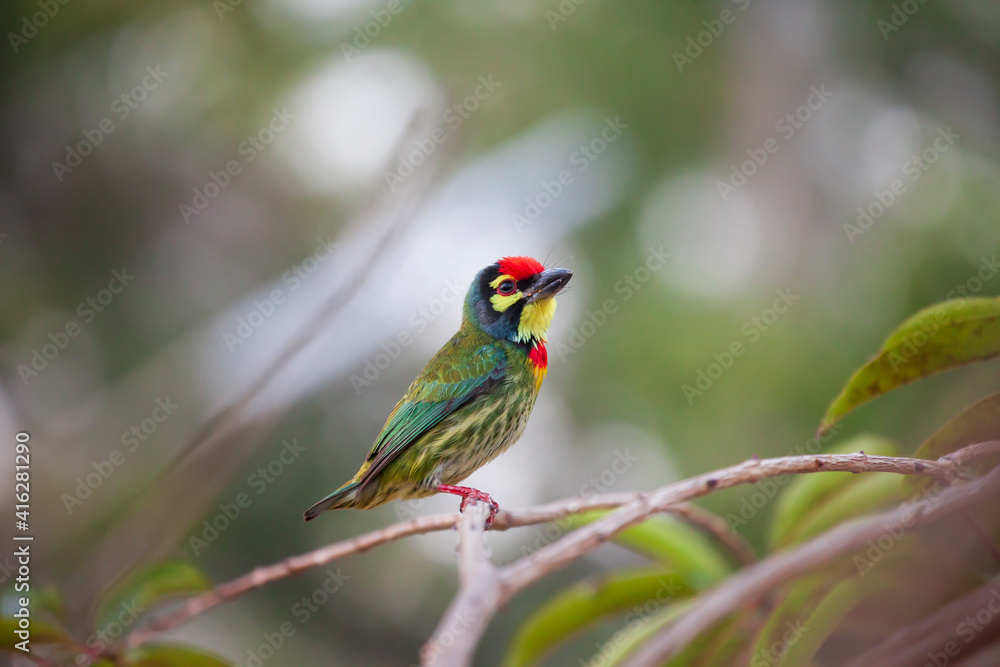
[436,484,499,528]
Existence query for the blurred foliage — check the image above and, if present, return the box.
[5,294,1000,663]
[2,0,999,664]
[903,390,1000,497]
[818,297,1000,433]
[500,296,1000,665]
[768,434,898,547]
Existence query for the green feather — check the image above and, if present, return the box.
[358,341,508,489]
[304,258,571,520]
[324,322,537,512]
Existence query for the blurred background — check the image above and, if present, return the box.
[2,0,999,664]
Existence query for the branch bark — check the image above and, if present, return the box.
[498,451,960,601]
[124,514,459,650]
[421,450,969,665]
[421,501,501,667]
[671,503,757,566]
[621,463,1000,666]
[119,446,995,661]
[843,573,1000,667]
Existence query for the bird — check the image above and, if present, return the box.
[304,256,572,527]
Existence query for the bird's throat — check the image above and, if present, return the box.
[517,297,557,344]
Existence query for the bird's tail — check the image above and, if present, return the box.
[303,480,362,521]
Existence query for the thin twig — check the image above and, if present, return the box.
[961,509,1000,565]
[672,503,757,566]
[843,573,1000,667]
[494,451,956,531]
[70,108,446,607]
[120,447,982,656]
[124,514,458,650]
[940,441,1000,563]
[497,452,955,597]
[940,439,1000,469]
[427,449,991,665]
[621,464,1000,666]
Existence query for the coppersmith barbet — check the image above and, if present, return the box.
[304,256,572,525]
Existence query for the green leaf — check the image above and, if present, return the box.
[600,600,695,666]
[594,607,745,667]
[501,567,692,667]
[902,391,1000,498]
[566,512,731,588]
[749,573,836,666]
[689,613,755,667]
[776,577,888,666]
[126,644,233,666]
[769,435,897,547]
[778,473,901,547]
[0,616,70,651]
[1,585,63,622]
[664,613,743,667]
[96,562,209,633]
[818,297,1000,434]
[31,586,64,619]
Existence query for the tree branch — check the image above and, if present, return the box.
[497,451,959,600]
[843,573,1000,667]
[124,514,459,650]
[621,463,1000,666]
[420,451,970,664]
[119,446,994,660]
[961,508,1000,565]
[671,503,757,566]
[939,439,1000,469]
[421,501,500,667]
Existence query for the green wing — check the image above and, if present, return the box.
[358,342,508,488]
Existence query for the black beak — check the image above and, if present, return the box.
[524,268,573,303]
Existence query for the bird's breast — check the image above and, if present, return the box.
[527,340,548,391]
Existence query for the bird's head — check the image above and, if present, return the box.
[465,256,572,347]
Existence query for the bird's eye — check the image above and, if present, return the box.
[497,280,517,296]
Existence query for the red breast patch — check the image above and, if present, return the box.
[528,341,548,369]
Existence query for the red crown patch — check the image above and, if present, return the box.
[497,256,545,281]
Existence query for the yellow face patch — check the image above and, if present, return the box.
[488,273,558,343]
[489,274,522,312]
[490,292,522,312]
[516,297,557,343]
[489,275,513,289]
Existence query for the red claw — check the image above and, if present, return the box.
[437,484,500,527]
